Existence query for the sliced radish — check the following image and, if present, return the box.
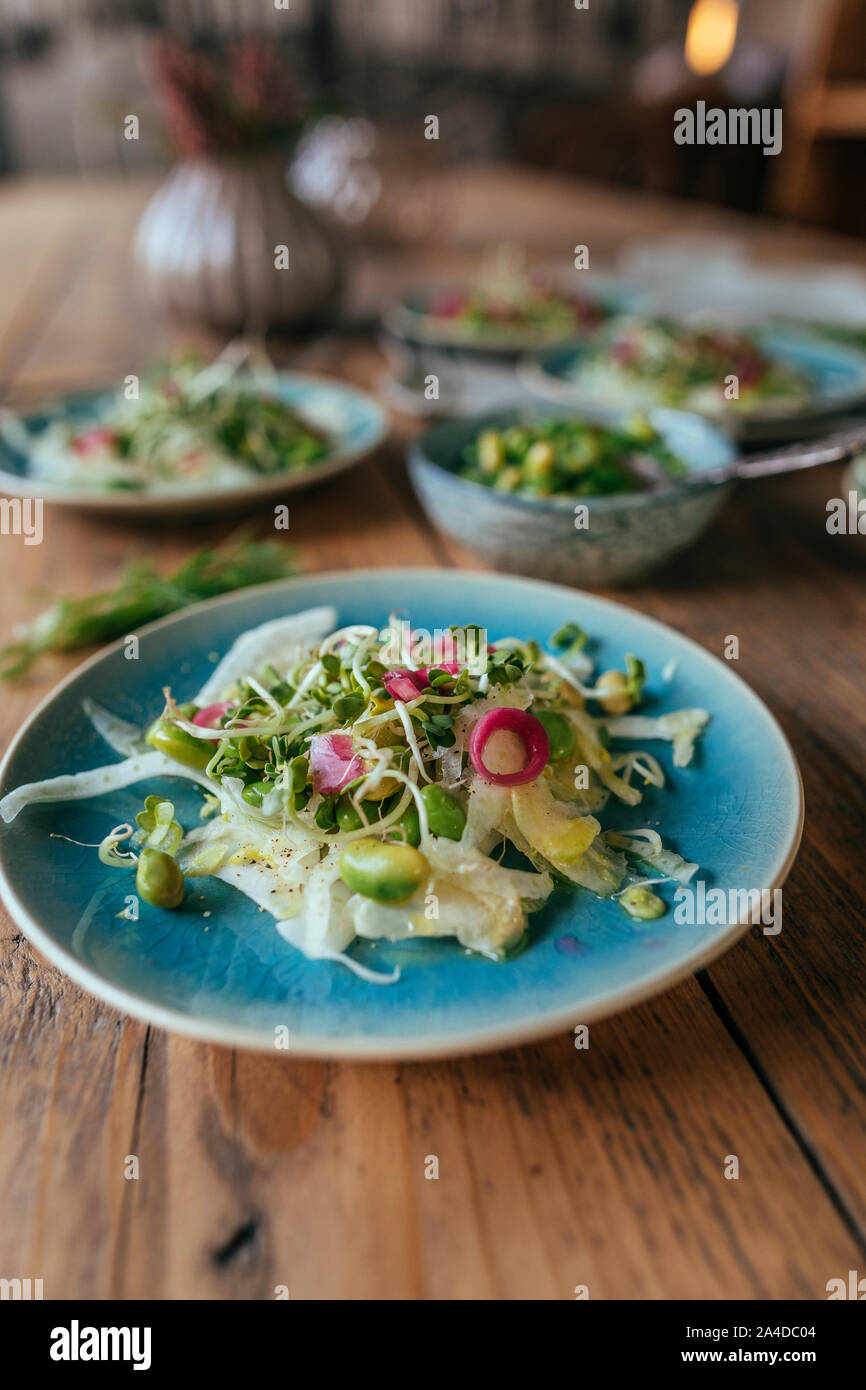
[310,732,365,794]
[382,671,425,702]
[193,701,234,728]
[71,427,116,456]
[190,701,237,742]
[382,660,460,703]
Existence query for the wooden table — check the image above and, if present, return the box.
[1,170,865,1301]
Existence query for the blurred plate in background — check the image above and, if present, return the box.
[0,373,389,517]
[521,328,866,444]
[383,270,643,357]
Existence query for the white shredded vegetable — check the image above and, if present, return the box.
[83,699,143,757]
[602,709,710,767]
[0,750,211,825]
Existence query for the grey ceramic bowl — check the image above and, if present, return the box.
[408,406,738,586]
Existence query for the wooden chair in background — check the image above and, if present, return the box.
[774,0,866,236]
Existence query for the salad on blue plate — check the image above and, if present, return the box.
[1,350,331,496]
[0,608,709,983]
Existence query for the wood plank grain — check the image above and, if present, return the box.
[1,924,861,1299]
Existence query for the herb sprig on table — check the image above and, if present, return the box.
[0,529,297,679]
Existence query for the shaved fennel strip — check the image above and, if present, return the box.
[82,699,143,757]
[0,750,213,824]
[195,606,337,705]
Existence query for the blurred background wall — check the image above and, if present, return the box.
[0,0,862,233]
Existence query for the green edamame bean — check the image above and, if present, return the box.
[395,802,420,847]
[478,429,505,475]
[493,465,522,494]
[336,797,378,832]
[146,718,212,770]
[136,847,185,909]
[419,784,465,840]
[338,840,429,904]
[536,711,576,763]
[336,798,362,831]
[618,884,666,921]
[524,440,555,481]
[315,795,338,830]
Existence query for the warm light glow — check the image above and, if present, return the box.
[685,0,740,76]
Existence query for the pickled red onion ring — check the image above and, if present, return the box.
[468,708,550,787]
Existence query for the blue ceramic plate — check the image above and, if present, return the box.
[0,372,388,517]
[0,570,803,1058]
[521,328,866,443]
